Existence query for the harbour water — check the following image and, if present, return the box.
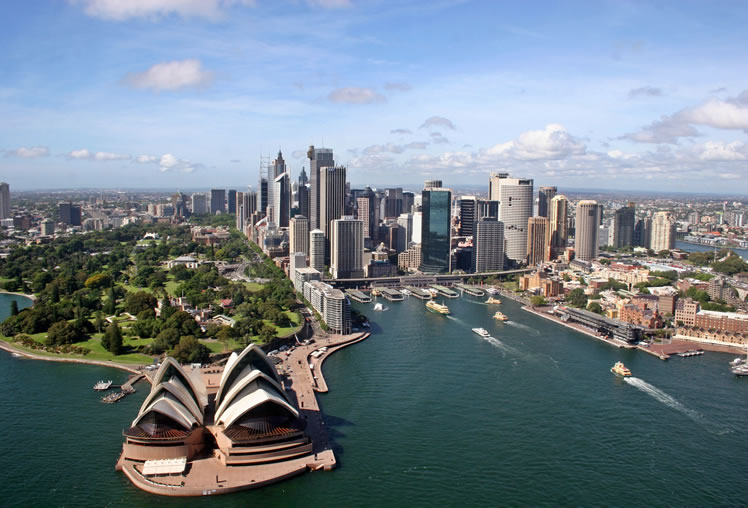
[0,292,33,321]
[2,294,748,506]
[676,240,748,260]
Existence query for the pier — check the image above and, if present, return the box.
[454,283,485,297]
[345,289,372,303]
[380,288,404,301]
[403,286,432,300]
[429,284,459,298]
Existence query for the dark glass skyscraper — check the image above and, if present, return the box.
[419,186,452,273]
[538,186,557,218]
[210,189,226,215]
[308,146,334,230]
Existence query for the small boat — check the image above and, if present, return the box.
[732,364,748,377]
[426,300,450,315]
[611,361,631,377]
[678,350,704,357]
[472,328,490,337]
[493,311,508,322]
[485,287,499,295]
[486,297,502,305]
[93,380,113,391]
[401,288,411,296]
[373,303,384,311]
[371,288,381,296]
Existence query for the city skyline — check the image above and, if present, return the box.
[2,1,748,192]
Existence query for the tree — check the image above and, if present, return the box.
[125,291,157,315]
[530,295,547,307]
[102,321,123,355]
[104,287,117,315]
[258,323,277,343]
[10,300,19,316]
[172,336,210,364]
[84,273,112,289]
[587,302,604,315]
[95,310,105,333]
[566,288,588,308]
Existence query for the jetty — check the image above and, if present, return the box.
[345,289,372,303]
[403,286,432,300]
[454,283,485,297]
[380,288,404,301]
[429,284,459,299]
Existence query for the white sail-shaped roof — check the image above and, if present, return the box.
[151,357,207,408]
[132,394,199,430]
[215,344,281,407]
[213,370,288,424]
[216,386,299,428]
[138,377,204,426]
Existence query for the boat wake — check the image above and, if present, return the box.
[624,377,703,423]
[506,321,540,336]
[446,315,466,326]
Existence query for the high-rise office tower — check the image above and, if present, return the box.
[290,215,310,256]
[227,189,237,214]
[273,172,291,227]
[472,217,505,273]
[59,202,82,226]
[419,185,452,273]
[526,217,549,266]
[651,211,676,252]
[271,150,286,179]
[424,179,442,190]
[459,196,477,236]
[210,189,226,215]
[308,146,334,230]
[298,166,308,187]
[634,217,651,248]
[575,200,600,261]
[191,193,208,215]
[319,165,346,242]
[547,194,569,260]
[384,188,403,218]
[488,173,534,265]
[402,191,415,215]
[258,177,268,216]
[330,216,364,279]
[356,196,371,240]
[297,184,310,220]
[397,213,413,246]
[0,182,10,219]
[537,186,557,219]
[309,229,325,273]
[477,199,499,220]
[236,189,257,232]
[266,150,286,221]
[613,203,635,248]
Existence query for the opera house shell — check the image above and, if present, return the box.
[118,344,312,490]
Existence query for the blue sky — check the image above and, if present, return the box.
[2,0,748,193]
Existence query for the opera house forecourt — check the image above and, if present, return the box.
[116,344,330,496]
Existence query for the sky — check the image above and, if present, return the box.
[1,0,748,194]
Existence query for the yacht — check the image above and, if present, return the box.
[485,287,499,295]
[486,297,502,305]
[610,362,632,377]
[493,311,508,322]
[732,364,748,377]
[426,300,450,315]
[373,303,384,311]
[401,288,412,296]
[93,380,113,391]
[472,328,490,337]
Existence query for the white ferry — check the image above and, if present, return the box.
[472,328,491,337]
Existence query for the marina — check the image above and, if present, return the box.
[429,284,459,298]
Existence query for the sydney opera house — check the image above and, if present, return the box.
[116,344,322,495]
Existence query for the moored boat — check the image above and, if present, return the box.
[493,311,508,322]
[611,361,631,377]
[426,300,450,315]
[93,380,113,391]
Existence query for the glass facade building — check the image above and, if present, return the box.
[419,187,452,273]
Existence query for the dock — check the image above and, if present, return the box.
[345,289,372,303]
[403,286,432,300]
[454,283,485,297]
[380,288,404,301]
[429,284,459,298]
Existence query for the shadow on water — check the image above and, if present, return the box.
[321,413,355,466]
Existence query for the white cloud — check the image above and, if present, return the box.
[361,142,428,155]
[68,148,130,160]
[483,124,585,160]
[72,0,255,20]
[306,0,351,7]
[384,82,412,92]
[159,153,201,173]
[697,141,747,161]
[621,115,701,144]
[135,154,159,163]
[125,59,213,91]
[390,128,412,135]
[420,116,456,130]
[430,132,449,144]
[4,146,49,158]
[328,87,385,104]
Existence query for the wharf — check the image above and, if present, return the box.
[429,284,459,298]
[346,289,372,303]
[403,286,432,300]
[380,288,404,301]
[455,283,485,297]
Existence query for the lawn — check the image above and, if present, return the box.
[244,282,265,292]
[268,311,303,338]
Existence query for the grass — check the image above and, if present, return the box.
[269,311,303,338]
[244,282,265,292]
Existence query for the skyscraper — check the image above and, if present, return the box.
[273,172,290,227]
[357,186,377,244]
[397,213,413,246]
[210,189,226,215]
[330,216,364,279]
[298,166,308,187]
[297,184,310,220]
[547,194,569,260]
[59,202,82,226]
[651,211,676,252]
[308,146,334,230]
[419,185,452,273]
[0,182,10,219]
[633,217,651,248]
[290,215,310,256]
[488,173,534,265]
[613,203,636,248]
[191,193,208,215]
[424,179,442,190]
[402,191,415,215]
[537,186,557,218]
[227,189,237,214]
[258,178,268,216]
[384,188,403,218]
[459,196,477,236]
[575,200,600,261]
[319,165,346,242]
[472,217,505,273]
[526,217,549,266]
[309,229,325,273]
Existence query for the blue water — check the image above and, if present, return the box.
[1,294,747,506]
[0,292,33,321]
[676,240,748,260]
